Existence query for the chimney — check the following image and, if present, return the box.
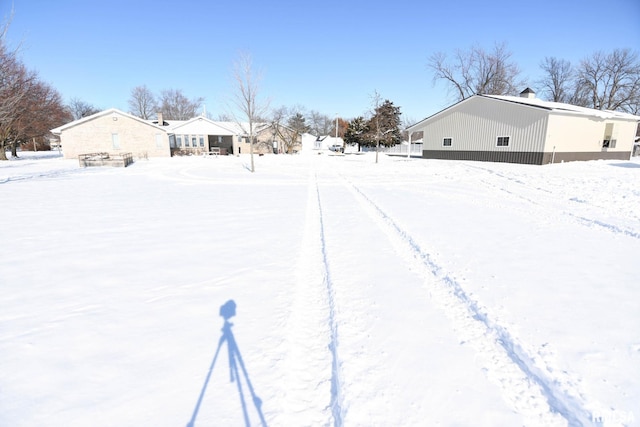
[157,112,164,126]
[519,88,535,99]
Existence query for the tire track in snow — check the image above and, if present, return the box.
[342,178,596,427]
[275,169,342,427]
[315,174,344,427]
[0,168,88,184]
[463,164,640,241]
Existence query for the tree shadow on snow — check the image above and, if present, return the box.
[186,300,267,427]
[609,162,640,168]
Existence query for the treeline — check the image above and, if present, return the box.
[428,42,640,114]
[2,14,638,162]
[0,22,70,160]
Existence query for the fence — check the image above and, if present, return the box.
[360,143,423,156]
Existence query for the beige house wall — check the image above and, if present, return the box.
[546,114,636,154]
[233,125,303,155]
[237,136,269,155]
[60,111,170,159]
[255,125,302,154]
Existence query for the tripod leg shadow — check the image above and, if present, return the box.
[186,333,225,427]
[226,320,267,426]
[187,300,267,427]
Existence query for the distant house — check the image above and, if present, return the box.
[407,89,640,165]
[51,109,171,159]
[314,135,344,152]
[167,116,239,155]
[254,123,304,154]
[52,109,341,159]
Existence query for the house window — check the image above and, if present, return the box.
[602,124,616,148]
[192,137,197,147]
[112,133,120,150]
[603,139,617,148]
[497,136,510,147]
[177,136,182,147]
[443,138,452,147]
[184,135,190,147]
[199,136,204,147]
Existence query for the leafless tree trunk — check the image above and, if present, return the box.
[128,85,158,119]
[1,15,70,160]
[371,91,382,164]
[537,57,574,102]
[0,24,29,160]
[228,52,269,172]
[428,42,524,101]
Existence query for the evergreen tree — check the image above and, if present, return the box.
[344,116,369,151]
[365,99,402,147]
[287,112,310,134]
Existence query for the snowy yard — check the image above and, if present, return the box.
[1,151,638,426]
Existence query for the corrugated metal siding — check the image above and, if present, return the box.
[419,97,548,153]
[423,150,545,165]
[422,150,632,165]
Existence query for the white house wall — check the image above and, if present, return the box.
[60,112,170,159]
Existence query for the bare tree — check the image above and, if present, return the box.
[428,42,524,101]
[227,51,269,172]
[574,49,640,113]
[0,44,29,159]
[0,20,40,160]
[307,110,333,136]
[1,25,69,160]
[67,97,100,120]
[11,78,70,156]
[330,118,349,139]
[401,115,422,141]
[269,105,309,154]
[537,57,574,103]
[159,88,203,120]
[128,85,158,119]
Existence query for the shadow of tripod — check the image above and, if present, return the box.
[187,300,267,427]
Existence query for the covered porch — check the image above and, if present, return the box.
[168,117,239,156]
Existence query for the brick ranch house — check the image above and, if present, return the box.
[51,109,302,159]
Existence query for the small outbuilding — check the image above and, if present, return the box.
[408,89,640,165]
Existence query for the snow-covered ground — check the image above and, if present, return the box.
[1,151,638,427]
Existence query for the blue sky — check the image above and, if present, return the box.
[2,0,639,123]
